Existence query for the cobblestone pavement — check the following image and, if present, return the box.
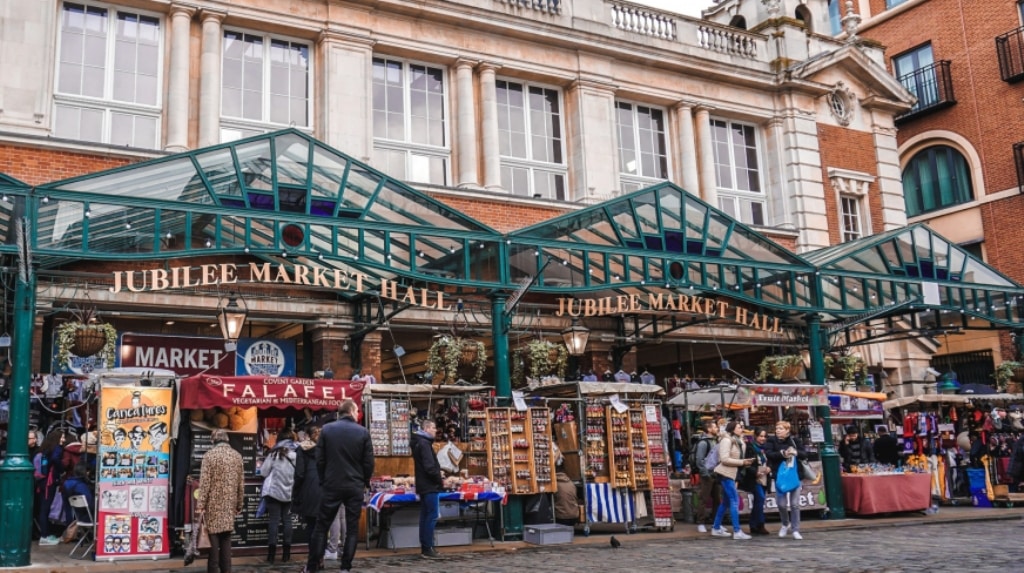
[159,520,1017,573]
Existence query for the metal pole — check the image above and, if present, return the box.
[807,313,845,519]
[490,292,510,401]
[0,218,36,565]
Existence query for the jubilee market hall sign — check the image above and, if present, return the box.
[110,262,782,332]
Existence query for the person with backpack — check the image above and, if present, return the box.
[690,419,721,533]
[710,420,754,540]
[34,429,67,545]
[763,420,809,540]
[260,428,297,564]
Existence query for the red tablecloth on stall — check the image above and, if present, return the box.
[841,473,931,515]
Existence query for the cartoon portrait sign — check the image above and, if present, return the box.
[96,385,172,561]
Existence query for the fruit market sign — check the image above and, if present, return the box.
[739,384,829,407]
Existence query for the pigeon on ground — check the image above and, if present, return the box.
[610,535,621,549]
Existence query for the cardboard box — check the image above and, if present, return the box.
[435,527,473,547]
[523,523,574,546]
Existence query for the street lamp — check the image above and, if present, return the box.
[218,296,248,344]
[561,318,590,356]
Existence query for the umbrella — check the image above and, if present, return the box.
[957,383,998,395]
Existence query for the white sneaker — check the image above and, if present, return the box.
[711,527,731,538]
[324,551,338,560]
[792,531,803,540]
[778,525,788,537]
[697,524,707,533]
[39,536,59,546]
[733,531,752,540]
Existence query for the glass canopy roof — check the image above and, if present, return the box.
[0,130,1021,327]
[508,182,817,312]
[21,130,505,292]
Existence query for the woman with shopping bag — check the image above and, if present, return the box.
[763,421,809,540]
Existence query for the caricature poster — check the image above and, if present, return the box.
[96,385,172,560]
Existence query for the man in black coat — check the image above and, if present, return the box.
[872,426,900,466]
[411,419,444,559]
[302,399,374,573]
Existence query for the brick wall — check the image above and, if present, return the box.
[863,0,1024,194]
[816,124,882,243]
[433,195,568,233]
[0,144,136,185]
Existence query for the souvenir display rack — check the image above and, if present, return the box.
[367,398,411,456]
[608,407,633,488]
[465,392,490,476]
[644,404,668,468]
[530,407,556,492]
[485,407,554,495]
[629,407,652,490]
[585,398,609,482]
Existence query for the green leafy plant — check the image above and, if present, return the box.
[426,335,487,385]
[833,354,867,386]
[993,361,1023,392]
[55,306,117,367]
[511,339,568,388]
[756,354,804,381]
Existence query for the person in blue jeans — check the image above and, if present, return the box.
[739,427,771,535]
[710,420,753,540]
[411,419,444,559]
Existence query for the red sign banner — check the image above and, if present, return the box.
[180,375,364,411]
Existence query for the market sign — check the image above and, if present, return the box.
[829,394,884,419]
[555,294,783,333]
[180,374,364,411]
[234,337,296,377]
[738,384,829,407]
[120,333,235,376]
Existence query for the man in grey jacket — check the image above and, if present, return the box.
[693,420,722,533]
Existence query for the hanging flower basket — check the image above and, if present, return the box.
[511,340,568,388]
[73,327,107,357]
[426,336,487,385]
[55,312,117,368]
[993,361,1024,392]
[757,355,804,382]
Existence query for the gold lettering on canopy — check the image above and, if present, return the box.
[554,294,782,333]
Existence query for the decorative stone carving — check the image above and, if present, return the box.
[827,81,856,126]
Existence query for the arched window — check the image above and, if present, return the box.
[902,145,974,217]
[795,5,812,32]
[729,15,747,29]
[828,0,842,35]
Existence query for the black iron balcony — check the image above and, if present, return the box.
[894,60,956,124]
[996,26,1024,82]
[1014,141,1024,194]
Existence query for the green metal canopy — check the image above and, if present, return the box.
[0,129,1020,328]
[9,130,507,297]
[508,181,816,313]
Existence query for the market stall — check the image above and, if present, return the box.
[527,382,670,534]
[174,375,366,553]
[359,384,508,548]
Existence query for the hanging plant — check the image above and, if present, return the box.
[993,361,1023,393]
[829,354,867,387]
[426,335,487,385]
[511,339,568,387]
[756,354,804,382]
[55,307,117,367]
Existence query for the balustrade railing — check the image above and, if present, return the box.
[609,1,677,40]
[696,24,759,59]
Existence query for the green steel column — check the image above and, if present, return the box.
[489,293,521,538]
[807,314,845,519]
[490,293,510,401]
[0,255,37,566]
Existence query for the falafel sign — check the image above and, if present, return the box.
[180,374,364,411]
[96,385,173,561]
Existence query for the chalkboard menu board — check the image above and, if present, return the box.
[190,426,259,477]
[231,482,309,547]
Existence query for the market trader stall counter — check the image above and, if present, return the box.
[840,472,932,515]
